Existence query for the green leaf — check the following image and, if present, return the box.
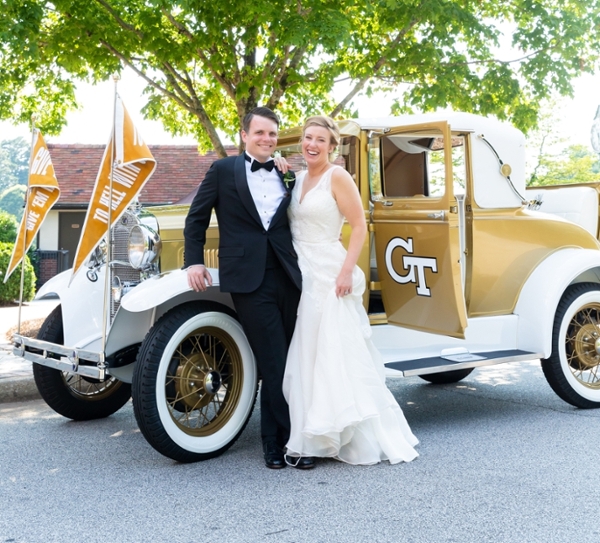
[0,0,599,155]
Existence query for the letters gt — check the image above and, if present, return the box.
[385,237,437,296]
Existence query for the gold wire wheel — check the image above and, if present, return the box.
[61,373,125,400]
[565,303,600,389]
[164,326,243,436]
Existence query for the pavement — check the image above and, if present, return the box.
[0,297,60,403]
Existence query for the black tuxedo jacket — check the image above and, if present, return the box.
[183,154,302,293]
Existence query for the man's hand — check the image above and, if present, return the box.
[187,265,213,292]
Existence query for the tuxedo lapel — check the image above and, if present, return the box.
[234,154,263,227]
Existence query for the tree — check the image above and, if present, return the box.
[0,184,27,220]
[527,99,600,186]
[528,144,600,186]
[1,0,599,156]
[0,137,29,193]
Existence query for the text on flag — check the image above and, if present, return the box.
[30,147,53,176]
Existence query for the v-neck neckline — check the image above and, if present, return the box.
[298,166,334,205]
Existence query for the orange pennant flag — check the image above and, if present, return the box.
[71,95,156,281]
[4,130,60,283]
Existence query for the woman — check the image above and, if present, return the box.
[281,115,419,465]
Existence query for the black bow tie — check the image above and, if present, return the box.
[247,155,275,172]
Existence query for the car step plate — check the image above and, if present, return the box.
[385,349,542,377]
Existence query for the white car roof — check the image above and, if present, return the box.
[348,112,524,140]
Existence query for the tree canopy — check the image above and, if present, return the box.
[0,137,29,193]
[0,184,27,220]
[1,0,599,156]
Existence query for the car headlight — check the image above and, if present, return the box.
[128,224,162,270]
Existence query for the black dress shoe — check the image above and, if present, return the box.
[263,442,286,469]
[285,455,316,469]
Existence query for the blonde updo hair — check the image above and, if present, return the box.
[302,115,340,148]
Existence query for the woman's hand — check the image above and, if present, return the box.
[335,269,353,298]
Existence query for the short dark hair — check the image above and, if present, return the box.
[242,107,280,133]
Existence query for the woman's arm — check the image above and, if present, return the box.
[331,168,367,298]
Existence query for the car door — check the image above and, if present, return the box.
[369,121,468,338]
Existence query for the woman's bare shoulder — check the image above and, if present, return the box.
[331,166,356,190]
[330,165,354,183]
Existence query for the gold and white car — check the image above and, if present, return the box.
[14,112,600,462]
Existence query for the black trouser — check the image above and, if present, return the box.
[231,263,301,448]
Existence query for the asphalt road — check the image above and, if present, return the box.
[1,360,599,543]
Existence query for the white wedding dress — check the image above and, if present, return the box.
[283,166,419,465]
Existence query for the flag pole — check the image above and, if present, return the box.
[100,74,119,371]
[17,115,37,336]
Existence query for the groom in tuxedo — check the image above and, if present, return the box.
[184,107,313,470]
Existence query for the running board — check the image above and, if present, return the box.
[385,349,542,377]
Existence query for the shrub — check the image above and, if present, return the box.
[0,241,36,304]
[0,211,18,243]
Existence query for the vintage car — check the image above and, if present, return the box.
[13,112,600,462]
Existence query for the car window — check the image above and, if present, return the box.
[370,132,466,200]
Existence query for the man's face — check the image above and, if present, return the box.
[241,115,278,162]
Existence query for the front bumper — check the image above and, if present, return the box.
[12,335,105,380]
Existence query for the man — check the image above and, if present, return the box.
[184,107,314,470]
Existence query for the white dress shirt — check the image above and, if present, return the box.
[245,152,286,230]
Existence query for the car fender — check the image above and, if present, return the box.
[515,248,600,358]
[33,267,110,350]
[107,268,234,355]
[119,268,226,313]
[35,268,73,299]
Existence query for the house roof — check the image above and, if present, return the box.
[47,144,239,207]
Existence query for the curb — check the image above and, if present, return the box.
[0,376,40,403]
[0,344,40,404]
[0,298,60,404]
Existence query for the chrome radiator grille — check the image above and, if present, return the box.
[110,212,142,320]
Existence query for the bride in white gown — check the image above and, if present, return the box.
[282,115,419,465]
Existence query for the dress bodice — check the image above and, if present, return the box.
[288,166,344,244]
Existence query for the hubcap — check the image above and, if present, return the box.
[566,304,600,389]
[165,326,243,436]
[204,371,222,394]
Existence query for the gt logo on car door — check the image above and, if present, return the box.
[385,237,438,296]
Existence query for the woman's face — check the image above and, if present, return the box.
[302,125,335,167]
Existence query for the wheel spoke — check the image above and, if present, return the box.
[216,350,228,373]
[211,393,223,412]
